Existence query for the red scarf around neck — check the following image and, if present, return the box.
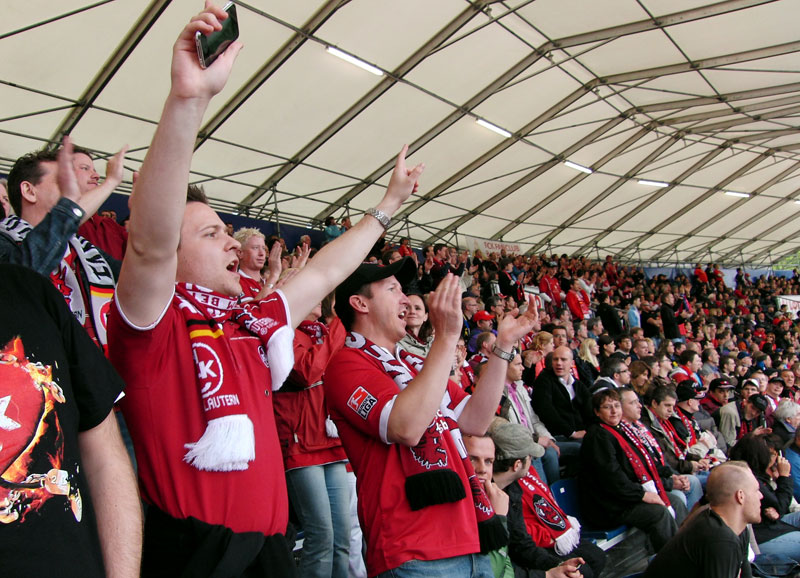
[345,331,506,553]
[176,283,294,472]
[601,423,672,509]
[518,468,580,555]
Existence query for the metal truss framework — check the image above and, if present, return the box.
[1,0,799,267]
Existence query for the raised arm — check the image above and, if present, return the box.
[386,274,462,446]
[459,295,538,435]
[76,146,128,224]
[280,146,423,327]
[116,3,242,326]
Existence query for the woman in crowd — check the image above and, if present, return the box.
[398,292,433,357]
[629,360,653,398]
[578,389,680,552]
[597,334,616,365]
[577,338,600,382]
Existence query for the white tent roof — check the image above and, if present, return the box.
[3,0,800,266]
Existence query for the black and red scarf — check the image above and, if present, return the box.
[518,469,580,555]
[345,331,506,553]
[175,283,294,472]
[602,423,672,511]
[659,417,688,460]
[675,408,698,446]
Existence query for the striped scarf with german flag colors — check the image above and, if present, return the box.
[174,283,293,472]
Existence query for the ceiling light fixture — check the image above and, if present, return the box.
[724,191,750,198]
[326,46,383,76]
[476,119,512,138]
[564,160,592,174]
[637,179,669,188]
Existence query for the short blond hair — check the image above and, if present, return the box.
[234,227,264,246]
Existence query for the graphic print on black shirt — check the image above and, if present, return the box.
[0,337,83,525]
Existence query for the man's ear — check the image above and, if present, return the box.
[350,294,369,315]
[19,181,37,205]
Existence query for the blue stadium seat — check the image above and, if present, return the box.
[551,478,629,542]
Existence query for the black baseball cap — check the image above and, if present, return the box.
[334,257,417,327]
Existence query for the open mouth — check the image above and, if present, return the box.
[227,260,238,272]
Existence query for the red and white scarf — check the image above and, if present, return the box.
[602,423,673,515]
[175,283,294,472]
[346,331,506,553]
[519,468,581,555]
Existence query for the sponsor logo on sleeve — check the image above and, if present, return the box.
[347,386,377,420]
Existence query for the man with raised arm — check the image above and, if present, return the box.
[324,263,538,577]
[106,4,423,576]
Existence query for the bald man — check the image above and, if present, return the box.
[643,461,758,577]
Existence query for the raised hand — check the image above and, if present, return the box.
[103,145,129,189]
[427,274,463,342]
[382,145,424,213]
[291,243,311,269]
[496,293,539,350]
[56,136,80,204]
[170,1,243,101]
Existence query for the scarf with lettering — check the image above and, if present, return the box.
[346,331,506,553]
[518,469,581,556]
[0,215,115,350]
[175,283,294,472]
[601,423,673,514]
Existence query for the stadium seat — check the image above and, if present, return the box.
[551,478,629,544]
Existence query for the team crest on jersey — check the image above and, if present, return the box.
[192,342,224,398]
[533,494,566,531]
[347,386,377,420]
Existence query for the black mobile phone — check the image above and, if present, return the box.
[195,2,239,69]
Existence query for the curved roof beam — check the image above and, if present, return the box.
[524,130,681,254]
[417,39,800,244]
[576,145,730,254]
[684,160,800,262]
[48,0,171,146]
[311,0,778,223]
[237,0,497,209]
[646,150,777,261]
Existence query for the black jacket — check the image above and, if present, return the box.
[531,368,591,437]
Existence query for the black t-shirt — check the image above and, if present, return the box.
[0,264,123,577]
[643,507,752,578]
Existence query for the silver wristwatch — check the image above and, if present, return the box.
[492,344,514,362]
[365,207,391,231]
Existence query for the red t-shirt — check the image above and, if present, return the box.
[107,288,291,535]
[325,346,481,576]
[238,271,262,302]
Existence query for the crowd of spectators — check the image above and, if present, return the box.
[5,4,800,578]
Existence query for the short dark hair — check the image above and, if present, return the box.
[8,148,59,216]
[592,387,620,412]
[338,283,373,331]
[649,385,677,405]
[187,184,208,204]
[601,358,626,378]
[679,350,698,366]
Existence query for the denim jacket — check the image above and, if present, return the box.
[0,198,84,276]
